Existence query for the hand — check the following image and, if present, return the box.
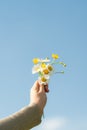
[30,80,49,113]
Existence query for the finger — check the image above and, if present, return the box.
[39,83,46,93]
[39,83,49,93]
[44,84,49,93]
[32,80,40,92]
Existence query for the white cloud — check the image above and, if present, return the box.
[33,116,87,130]
[33,117,68,130]
[41,117,67,130]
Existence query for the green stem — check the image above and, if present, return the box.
[51,61,66,67]
[55,71,64,74]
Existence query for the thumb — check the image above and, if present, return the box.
[32,80,40,92]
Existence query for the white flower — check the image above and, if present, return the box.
[39,58,50,63]
[32,64,41,74]
[39,75,50,85]
[47,64,54,75]
[32,54,66,85]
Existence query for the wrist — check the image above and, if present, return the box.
[29,103,43,115]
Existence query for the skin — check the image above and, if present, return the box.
[0,80,49,130]
[30,80,49,114]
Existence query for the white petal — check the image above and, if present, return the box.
[32,64,40,74]
[39,58,50,63]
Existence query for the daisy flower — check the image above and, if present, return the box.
[32,54,66,85]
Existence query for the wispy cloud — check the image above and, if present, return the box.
[33,116,87,130]
[33,117,68,130]
[41,117,67,130]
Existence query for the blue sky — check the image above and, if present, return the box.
[0,0,87,130]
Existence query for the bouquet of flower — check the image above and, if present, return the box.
[32,54,66,85]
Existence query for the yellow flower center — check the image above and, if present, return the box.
[43,69,49,74]
[41,63,46,68]
[52,54,59,59]
[32,58,39,64]
[41,77,47,82]
[48,65,53,71]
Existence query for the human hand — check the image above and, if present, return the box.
[30,80,49,113]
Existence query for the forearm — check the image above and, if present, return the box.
[0,104,42,130]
